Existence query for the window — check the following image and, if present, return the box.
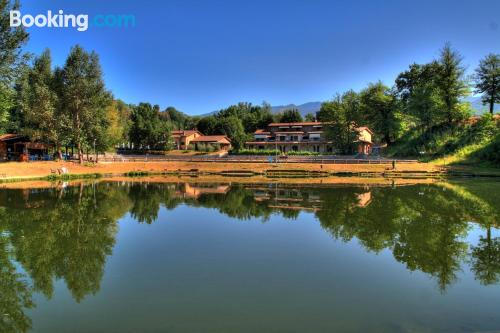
[310,133,321,141]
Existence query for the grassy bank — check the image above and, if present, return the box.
[388,114,500,170]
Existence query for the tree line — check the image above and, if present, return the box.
[130,44,497,155]
[0,0,304,157]
[1,1,498,159]
[318,44,499,153]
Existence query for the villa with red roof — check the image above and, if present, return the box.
[171,130,202,150]
[245,122,373,154]
[172,130,231,151]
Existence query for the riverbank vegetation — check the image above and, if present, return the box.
[0,1,498,165]
[388,113,500,164]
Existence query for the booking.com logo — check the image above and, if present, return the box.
[10,10,136,32]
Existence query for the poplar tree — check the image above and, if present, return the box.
[60,45,111,163]
[18,49,68,158]
[435,44,470,124]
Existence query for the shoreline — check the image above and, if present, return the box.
[1,160,439,180]
[0,175,442,190]
[0,160,498,185]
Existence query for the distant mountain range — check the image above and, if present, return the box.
[273,98,499,116]
[271,97,499,116]
[202,97,498,118]
[270,102,322,116]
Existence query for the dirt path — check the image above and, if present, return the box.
[0,160,440,181]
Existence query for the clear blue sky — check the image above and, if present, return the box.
[20,0,500,115]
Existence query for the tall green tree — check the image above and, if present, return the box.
[406,81,444,131]
[395,62,444,128]
[474,53,500,114]
[129,103,169,149]
[435,44,470,124]
[216,115,247,150]
[320,90,362,154]
[60,45,111,163]
[17,49,68,158]
[0,0,29,132]
[360,82,401,145]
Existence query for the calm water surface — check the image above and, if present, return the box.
[1,179,499,332]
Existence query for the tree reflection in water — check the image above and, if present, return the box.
[0,179,498,331]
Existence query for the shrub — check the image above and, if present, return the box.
[288,151,321,156]
[388,116,499,159]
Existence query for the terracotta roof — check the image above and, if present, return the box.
[254,129,271,134]
[0,134,25,141]
[171,129,201,137]
[268,122,323,127]
[275,131,304,134]
[191,135,231,144]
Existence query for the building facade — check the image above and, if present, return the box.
[190,135,232,151]
[171,130,202,150]
[245,122,373,154]
[0,134,52,161]
[172,130,231,151]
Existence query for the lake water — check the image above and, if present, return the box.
[1,178,499,333]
